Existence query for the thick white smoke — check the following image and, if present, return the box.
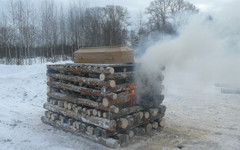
[138,0,240,93]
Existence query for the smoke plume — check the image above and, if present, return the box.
[137,0,240,94]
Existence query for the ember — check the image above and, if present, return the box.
[128,84,138,105]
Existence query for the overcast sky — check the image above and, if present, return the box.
[0,0,234,21]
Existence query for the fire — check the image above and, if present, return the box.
[128,84,138,105]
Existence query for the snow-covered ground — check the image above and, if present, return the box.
[0,62,239,150]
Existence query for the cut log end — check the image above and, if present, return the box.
[112,94,118,100]
[144,112,150,119]
[102,98,109,107]
[128,130,134,138]
[109,80,116,88]
[145,123,153,133]
[117,118,128,129]
[99,74,105,81]
[152,122,159,129]
[159,118,165,127]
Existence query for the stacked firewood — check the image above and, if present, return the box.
[42,63,166,148]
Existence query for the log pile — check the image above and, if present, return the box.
[42,63,166,148]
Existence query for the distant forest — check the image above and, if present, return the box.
[0,0,198,65]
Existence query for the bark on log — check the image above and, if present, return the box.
[48,73,116,88]
[41,116,120,148]
[109,106,144,119]
[47,92,119,113]
[104,84,130,93]
[133,127,146,136]
[47,81,117,100]
[99,72,133,82]
[43,102,117,131]
[115,134,129,144]
[47,64,115,75]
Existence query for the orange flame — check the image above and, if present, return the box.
[128,84,138,105]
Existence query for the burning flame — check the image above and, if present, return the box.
[128,84,138,105]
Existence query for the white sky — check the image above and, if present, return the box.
[0,0,233,22]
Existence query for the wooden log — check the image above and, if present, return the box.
[152,121,159,129]
[87,126,94,135]
[67,103,72,110]
[94,127,102,137]
[144,112,150,119]
[68,118,75,126]
[59,115,67,124]
[87,109,92,116]
[58,101,64,108]
[99,72,133,82]
[145,123,152,133]
[159,105,166,114]
[79,122,87,132]
[75,106,82,113]
[118,112,164,132]
[47,64,115,75]
[63,101,68,109]
[97,111,102,118]
[100,129,115,138]
[92,109,98,116]
[110,106,144,119]
[159,118,165,127]
[82,108,87,114]
[48,73,116,88]
[52,99,58,105]
[47,82,117,100]
[45,111,51,119]
[128,130,134,138]
[133,111,143,122]
[71,104,78,112]
[102,91,131,107]
[102,112,108,119]
[105,84,130,93]
[117,118,128,129]
[48,92,119,113]
[133,127,146,136]
[115,134,129,144]
[43,102,117,131]
[150,108,159,117]
[51,113,59,121]
[126,115,135,127]
[41,116,120,148]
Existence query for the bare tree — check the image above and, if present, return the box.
[146,0,198,34]
[102,5,130,46]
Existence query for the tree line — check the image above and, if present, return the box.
[0,0,198,65]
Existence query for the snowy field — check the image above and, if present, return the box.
[0,62,240,150]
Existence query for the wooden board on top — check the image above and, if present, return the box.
[74,46,134,64]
